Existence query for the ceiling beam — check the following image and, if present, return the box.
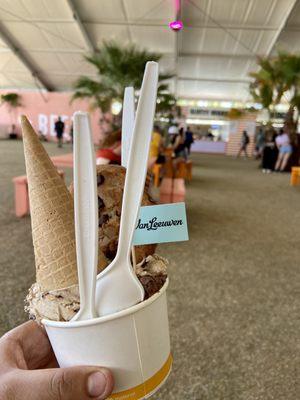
[179,52,257,59]
[265,0,299,56]
[120,0,133,42]
[84,20,279,31]
[65,0,96,52]
[0,18,280,32]
[0,21,54,91]
[178,77,251,84]
[4,71,98,77]
[284,24,300,32]
[183,23,277,31]
[24,48,86,54]
[0,48,259,59]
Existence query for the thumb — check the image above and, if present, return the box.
[9,366,114,400]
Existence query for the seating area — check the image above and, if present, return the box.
[152,155,193,204]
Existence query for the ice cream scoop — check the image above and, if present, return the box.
[26,254,168,322]
[95,61,159,316]
[72,112,98,321]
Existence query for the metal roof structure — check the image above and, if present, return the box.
[0,0,300,101]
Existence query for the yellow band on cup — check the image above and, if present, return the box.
[108,354,173,400]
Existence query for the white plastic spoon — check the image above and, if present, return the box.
[95,61,159,316]
[72,112,98,321]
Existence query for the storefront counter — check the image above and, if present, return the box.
[191,140,226,154]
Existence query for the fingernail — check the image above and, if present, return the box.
[87,371,108,398]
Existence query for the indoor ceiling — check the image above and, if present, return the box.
[0,0,300,101]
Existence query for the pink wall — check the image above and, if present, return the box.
[0,90,105,143]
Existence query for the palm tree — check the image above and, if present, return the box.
[250,52,300,142]
[155,89,177,121]
[0,93,22,125]
[249,57,282,123]
[276,52,300,140]
[72,41,174,133]
[0,93,22,108]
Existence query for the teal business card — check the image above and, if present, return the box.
[133,202,189,245]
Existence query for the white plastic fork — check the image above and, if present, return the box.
[72,112,98,321]
[121,86,138,268]
[95,61,159,316]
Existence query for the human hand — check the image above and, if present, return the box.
[0,321,114,400]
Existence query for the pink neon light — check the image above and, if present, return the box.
[169,20,183,30]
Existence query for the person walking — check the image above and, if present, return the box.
[184,126,194,155]
[262,130,278,173]
[173,127,187,160]
[54,116,65,148]
[237,130,250,158]
[255,127,265,159]
[274,129,293,172]
[167,123,179,146]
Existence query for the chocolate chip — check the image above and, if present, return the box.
[98,196,105,209]
[99,213,109,227]
[105,247,116,260]
[139,274,166,299]
[97,174,105,186]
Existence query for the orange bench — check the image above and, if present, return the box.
[159,178,173,203]
[290,166,300,186]
[13,170,65,217]
[159,177,186,204]
[158,159,193,203]
[50,153,73,168]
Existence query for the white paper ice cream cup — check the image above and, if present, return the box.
[42,279,172,399]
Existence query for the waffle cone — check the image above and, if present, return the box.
[21,116,78,291]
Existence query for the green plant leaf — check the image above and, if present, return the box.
[72,41,175,131]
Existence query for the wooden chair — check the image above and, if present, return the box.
[13,170,65,217]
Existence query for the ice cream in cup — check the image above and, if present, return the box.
[43,279,172,399]
[21,116,172,399]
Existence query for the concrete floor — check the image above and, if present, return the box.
[0,140,299,399]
